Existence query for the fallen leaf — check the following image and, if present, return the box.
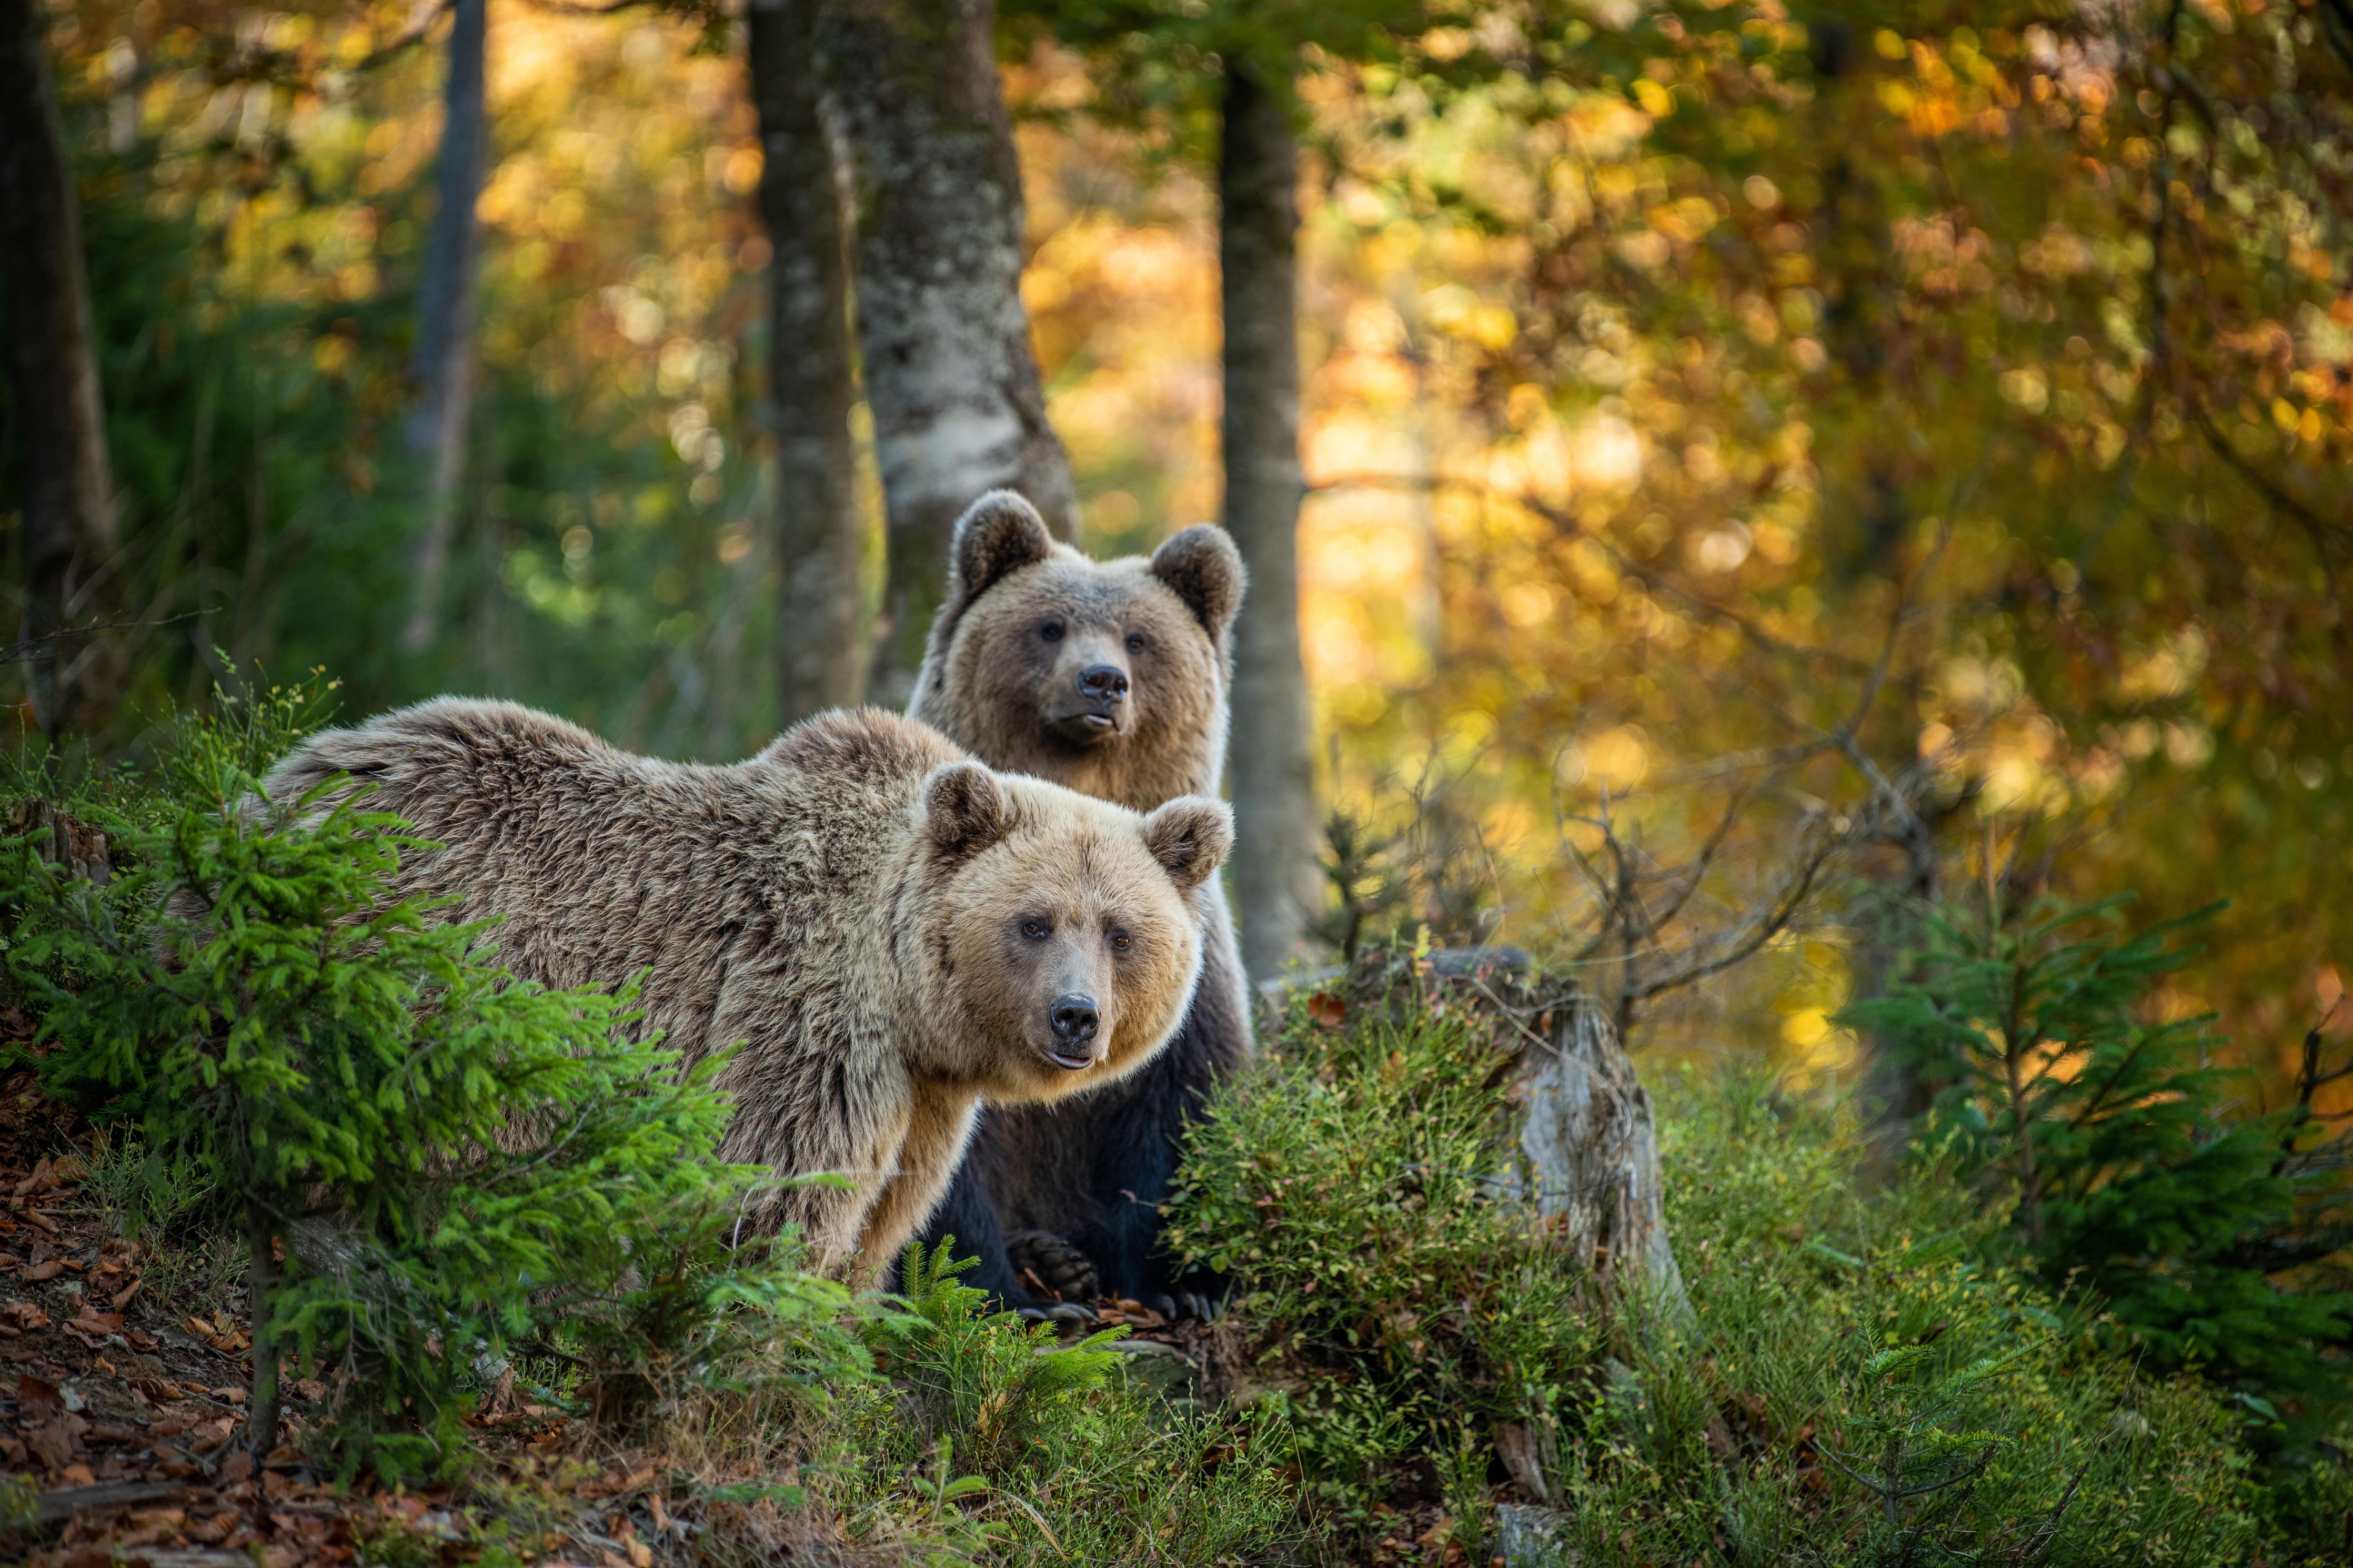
[1308,990,1349,1028]
[110,1278,142,1310]
[183,1314,216,1337]
[19,1259,63,1282]
[219,1449,254,1483]
[20,1207,58,1235]
[18,1371,63,1411]
[27,1420,73,1469]
[3,1300,53,1331]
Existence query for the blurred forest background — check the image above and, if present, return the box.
[2,0,2347,1090]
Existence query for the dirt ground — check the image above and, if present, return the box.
[0,1047,727,1568]
[0,1041,1299,1568]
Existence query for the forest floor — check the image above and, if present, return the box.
[0,1031,1280,1568]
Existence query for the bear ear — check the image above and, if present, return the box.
[1140,795,1234,894]
[923,761,1016,862]
[946,491,1055,618]
[1149,525,1246,644]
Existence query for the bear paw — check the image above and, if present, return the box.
[1006,1229,1100,1304]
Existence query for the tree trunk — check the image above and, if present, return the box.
[750,0,867,723]
[1218,62,1318,980]
[819,0,1077,707]
[399,0,488,655]
[0,0,119,734]
[244,1193,280,1466]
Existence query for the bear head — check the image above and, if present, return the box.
[914,758,1232,1100]
[911,490,1246,813]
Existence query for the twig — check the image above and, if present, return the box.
[0,609,216,666]
[2189,404,2349,560]
[348,0,457,73]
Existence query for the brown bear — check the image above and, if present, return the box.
[262,699,1232,1284]
[905,491,1251,1319]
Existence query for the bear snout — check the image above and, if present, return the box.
[1047,993,1101,1068]
[1077,664,1128,703]
[1042,635,1133,746]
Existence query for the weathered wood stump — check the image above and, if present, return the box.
[8,797,112,886]
[1270,945,1687,1317]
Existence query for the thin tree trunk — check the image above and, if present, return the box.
[750,0,867,723]
[0,0,119,734]
[1219,62,1318,980]
[400,0,487,655]
[244,1193,280,1466]
[819,0,1077,707]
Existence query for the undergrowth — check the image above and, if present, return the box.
[1169,985,2346,1565]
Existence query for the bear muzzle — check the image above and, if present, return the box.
[1044,655,1131,746]
[1045,992,1102,1069]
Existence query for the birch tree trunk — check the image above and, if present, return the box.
[819,0,1076,707]
[0,0,119,733]
[399,0,488,655]
[1219,62,1319,979]
[750,0,868,723]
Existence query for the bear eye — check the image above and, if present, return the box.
[1021,918,1051,941]
[1039,620,1065,643]
[1108,927,1132,953]
[1124,632,1148,654]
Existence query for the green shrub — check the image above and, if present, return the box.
[802,1243,1310,1565]
[2,681,869,1480]
[1170,988,2276,1563]
[1836,894,2353,1440]
[1582,1072,2265,1566]
[1166,997,1604,1530]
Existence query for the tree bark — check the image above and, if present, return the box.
[0,0,119,733]
[750,0,868,723]
[399,0,488,655]
[244,1193,280,1467]
[819,0,1077,707]
[1219,62,1319,980]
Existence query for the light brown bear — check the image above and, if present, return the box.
[263,699,1232,1284]
[906,491,1251,1318]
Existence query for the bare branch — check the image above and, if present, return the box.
[0,609,215,666]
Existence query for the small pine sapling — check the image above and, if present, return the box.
[1837,889,2353,1428]
[4,690,868,1477]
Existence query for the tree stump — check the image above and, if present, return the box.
[8,798,111,886]
[1268,946,1687,1317]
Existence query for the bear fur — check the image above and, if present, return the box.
[906,491,1252,1314]
[262,699,1232,1284]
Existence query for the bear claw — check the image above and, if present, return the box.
[1005,1229,1100,1303]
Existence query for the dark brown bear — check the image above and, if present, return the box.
[907,490,1250,1319]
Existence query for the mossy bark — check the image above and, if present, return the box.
[399,0,488,655]
[751,0,869,722]
[0,0,120,731]
[819,0,1076,708]
[1218,63,1319,980]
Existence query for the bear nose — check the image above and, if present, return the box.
[1077,664,1128,703]
[1050,994,1100,1045]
